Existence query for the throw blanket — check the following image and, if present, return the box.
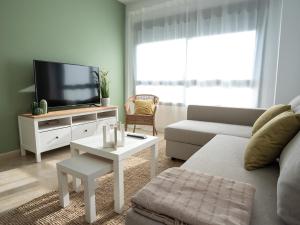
[131,167,255,225]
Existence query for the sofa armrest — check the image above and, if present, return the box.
[187,105,266,126]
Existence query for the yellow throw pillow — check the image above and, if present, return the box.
[252,104,291,135]
[244,111,300,171]
[135,99,155,115]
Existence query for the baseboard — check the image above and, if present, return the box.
[0,149,20,160]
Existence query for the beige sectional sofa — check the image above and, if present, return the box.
[126,105,300,225]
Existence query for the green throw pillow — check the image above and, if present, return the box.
[244,111,300,171]
[252,104,291,135]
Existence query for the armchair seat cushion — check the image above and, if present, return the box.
[165,120,252,146]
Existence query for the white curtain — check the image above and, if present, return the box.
[126,0,269,130]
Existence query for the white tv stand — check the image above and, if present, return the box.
[18,106,118,162]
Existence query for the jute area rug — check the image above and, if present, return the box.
[0,139,183,225]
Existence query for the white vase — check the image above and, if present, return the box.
[102,98,110,106]
[102,123,125,149]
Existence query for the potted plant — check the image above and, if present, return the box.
[100,70,110,106]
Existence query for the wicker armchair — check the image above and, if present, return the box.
[124,94,159,136]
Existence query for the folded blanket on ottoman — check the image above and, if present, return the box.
[131,167,255,225]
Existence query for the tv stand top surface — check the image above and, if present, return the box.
[20,106,118,119]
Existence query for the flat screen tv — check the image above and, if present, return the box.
[34,60,100,107]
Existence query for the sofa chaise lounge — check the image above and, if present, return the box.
[126,105,300,225]
[165,105,265,160]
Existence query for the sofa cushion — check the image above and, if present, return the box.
[289,95,300,111]
[165,120,252,146]
[252,104,291,134]
[294,105,300,114]
[244,111,300,170]
[182,135,282,225]
[278,131,300,225]
[187,105,265,126]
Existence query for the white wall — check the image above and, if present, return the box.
[275,0,300,104]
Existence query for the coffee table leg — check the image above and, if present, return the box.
[70,146,81,192]
[113,159,124,213]
[151,143,158,179]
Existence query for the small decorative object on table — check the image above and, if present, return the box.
[33,107,44,115]
[103,122,125,149]
[32,101,43,115]
[31,99,48,115]
[31,101,39,115]
[39,99,48,114]
[100,70,110,106]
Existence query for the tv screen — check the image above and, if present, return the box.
[34,60,100,107]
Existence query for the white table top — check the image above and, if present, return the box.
[70,134,159,161]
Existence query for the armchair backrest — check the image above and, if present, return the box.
[125,94,159,115]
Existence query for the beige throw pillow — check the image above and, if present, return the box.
[244,111,300,171]
[252,104,291,135]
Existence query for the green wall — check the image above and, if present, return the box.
[0,0,125,153]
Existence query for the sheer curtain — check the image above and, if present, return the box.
[126,0,269,130]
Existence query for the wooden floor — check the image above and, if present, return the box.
[0,129,161,214]
[0,146,71,213]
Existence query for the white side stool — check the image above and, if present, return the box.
[56,153,113,223]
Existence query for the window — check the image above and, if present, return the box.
[136,31,257,107]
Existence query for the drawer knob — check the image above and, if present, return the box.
[84,129,88,132]
[55,136,59,139]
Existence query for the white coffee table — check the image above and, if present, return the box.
[70,134,159,213]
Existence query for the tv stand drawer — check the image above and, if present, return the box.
[72,122,97,141]
[39,127,71,152]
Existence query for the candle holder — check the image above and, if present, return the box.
[103,122,125,149]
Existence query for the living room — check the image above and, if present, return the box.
[0,0,300,224]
